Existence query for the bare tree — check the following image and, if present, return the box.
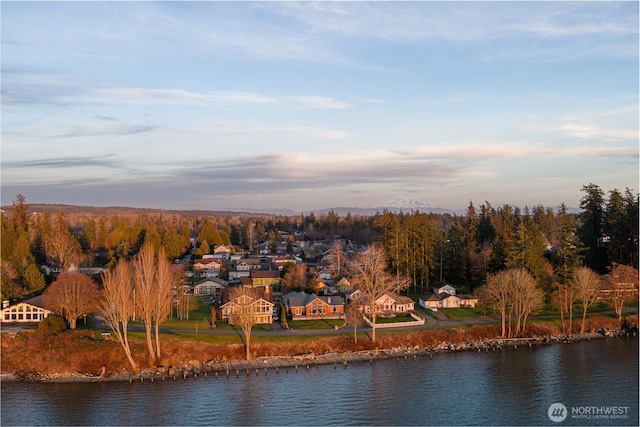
[43,272,100,329]
[44,213,81,270]
[571,266,602,334]
[132,243,157,363]
[153,247,175,361]
[508,268,544,337]
[226,286,261,360]
[344,300,365,345]
[479,270,511,338]
[132,243,174,365]
[606,264,639,320]
[480,268,543,337]
[99,260,138,371]
[281,263,308,292]
[326,241,346,278]
[346,243,410,343]
[551,282,577,334]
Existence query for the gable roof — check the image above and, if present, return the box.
[220,286,273,305]
[282,291,316,307]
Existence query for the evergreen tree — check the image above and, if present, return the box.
[578,183,607,273]
[553,203,584,285]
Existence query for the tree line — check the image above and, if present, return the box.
[375,184,638,293]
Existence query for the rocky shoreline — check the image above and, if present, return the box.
[2,328,633,384]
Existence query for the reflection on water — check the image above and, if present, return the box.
[1,337,638,426]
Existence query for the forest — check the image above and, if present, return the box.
[1,183,638,304]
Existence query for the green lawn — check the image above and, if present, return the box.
[287,319,345,330]
[375,314,418,324]
[440,307,486,319]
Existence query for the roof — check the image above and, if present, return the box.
[23,295,48,309]
[251,270,280,279]
[319,295,345,306]
[220,286,273,305]
[194,279,226,288]
[282,291,316,307]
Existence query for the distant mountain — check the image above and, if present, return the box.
[2,201,580,217]
[305,199,459,216]
[386,198,432,210]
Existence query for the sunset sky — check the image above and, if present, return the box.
[2,1,638,212]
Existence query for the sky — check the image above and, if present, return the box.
[1,1,638,213]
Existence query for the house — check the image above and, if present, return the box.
[193,278,227,297]
[193,258,222,271]
[0,295,53,323]
[250,270,280,287]
[282,291,345,320]
[228,259,263,280]
[420,294,443,311]
[357,292,415,315]
[228,266,251,280]
[220,288,274,325]
[213,245,232,257]
[345,288,363,302]
[220,288,275,325]
[419,285,478,310]
[434,284,456,295]
[335,277,352,294]
[317,267,332,281]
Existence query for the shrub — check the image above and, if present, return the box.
[38,315,68,335]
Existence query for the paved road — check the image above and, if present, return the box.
[6,307,634,337]
[86,307,636,338]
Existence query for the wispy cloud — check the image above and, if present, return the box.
[396,142,638,160]
[5,76,351,111]
[2,155,120,169]
[55,123,157,138]
[559,123,638,142]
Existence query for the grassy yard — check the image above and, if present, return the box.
[375,314,418,324]
[160,296,213,329]
[440,307,486,319]
[287,319,345,330]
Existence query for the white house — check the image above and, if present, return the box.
[357,292,415,315]
[214,245,232,257]
[420,285,478,310]
[220,293,274,325]
[0,296,53,323]
[434,284,456,295]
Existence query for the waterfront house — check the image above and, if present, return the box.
[220,288,274,325]
[357,292,414,315]
[0,295,53,323]
[419,285,478,309]
[282,291,345,320]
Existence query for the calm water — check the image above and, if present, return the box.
[1,337,638,426]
